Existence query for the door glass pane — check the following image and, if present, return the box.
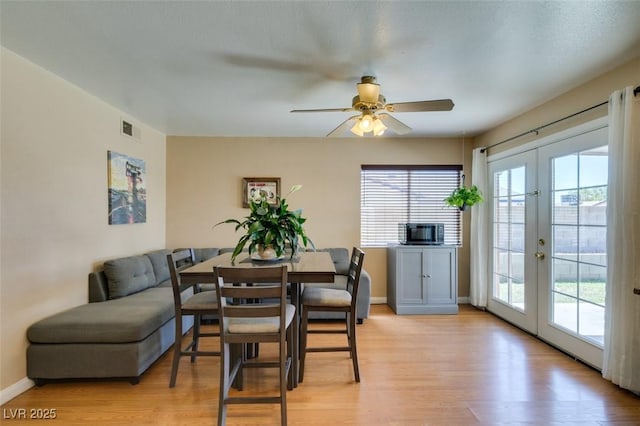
[578,265,606,305]
[496,274,509,302]
[511,224,525,252]
[553,190,578,224]
[495,249,509,276]
[579,226,606,264]
[495,223,509,250]
[553,226,577,261]
[511,278,525,309]
[579,147,608,187]
[579,301,605,345]
[510,167,526,196]
[494,196,509,223]
[550,145,607,346]
[553,258,578,297]
[553,154,578,190]
[495,170,510,197]
[512,254,525,282]
[553,292,578,331]
[580,186,607,225]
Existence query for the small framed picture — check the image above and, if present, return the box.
[242,177,281,208]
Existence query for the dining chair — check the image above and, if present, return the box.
[167,249,220,388]
[213,265,294,426]
[299,247,365,383]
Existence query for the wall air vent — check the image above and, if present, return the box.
[121,118,142,140]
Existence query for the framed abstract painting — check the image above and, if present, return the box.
[108,151,146,224]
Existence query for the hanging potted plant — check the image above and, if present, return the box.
[216,185,314,263]
[444,185,484,211]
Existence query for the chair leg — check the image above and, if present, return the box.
[299,307,309,383]
[169,314,183,388]
[218,342,230,426]
[279,340,288,426]
[287,324,294,390]
[345,312,352,359]
[191,315,200,363]
[349,312,360,383]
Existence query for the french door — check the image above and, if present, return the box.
[487,122,608,368]
[487,151,538,334]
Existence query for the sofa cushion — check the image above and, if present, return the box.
[104,255,157,299]
[145,249,172,285]
[318,248,350,274]
[193,248,219,263]
[27,287,175,344]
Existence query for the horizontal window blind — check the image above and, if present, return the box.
[361,165,463,247]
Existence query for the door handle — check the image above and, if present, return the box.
[535,252,545,260]
[634,288,640,295]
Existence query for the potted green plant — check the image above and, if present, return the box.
[216,184,314,263]
[444,185,484,211]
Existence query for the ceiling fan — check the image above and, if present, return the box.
[290,76,454,137]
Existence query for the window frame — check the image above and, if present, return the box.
[360,164,463,248]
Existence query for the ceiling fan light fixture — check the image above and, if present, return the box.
[359,113,373,131]
[349,113,387,137]
[350,120,365,136]
[372,117,387,136]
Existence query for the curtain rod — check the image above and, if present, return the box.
[481,85,640,154]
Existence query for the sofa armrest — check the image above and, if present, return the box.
[88,270,109,303]
[356,268,371,321]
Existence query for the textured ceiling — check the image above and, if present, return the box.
[2,1,640,138]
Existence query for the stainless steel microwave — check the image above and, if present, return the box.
[399,223,445,245]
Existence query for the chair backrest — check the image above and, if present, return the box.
[167,249,197,310]
[213,265,289,342]
[346,248,365,308]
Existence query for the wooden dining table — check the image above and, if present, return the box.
[178,250,336,387]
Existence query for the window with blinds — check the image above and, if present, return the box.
[360,165,463,247]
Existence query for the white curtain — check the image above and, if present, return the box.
[602,86,640,393]
[470,147,489,307]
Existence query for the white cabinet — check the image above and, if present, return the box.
[387,245,458,314]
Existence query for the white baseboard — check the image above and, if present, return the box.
[371,297,470,305]
[1,377,34,405]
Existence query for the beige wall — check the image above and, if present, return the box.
[0,48,167,398]
[166,136,474,303]
[475,57,640,152]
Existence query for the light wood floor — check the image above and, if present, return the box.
[3,304,639,425]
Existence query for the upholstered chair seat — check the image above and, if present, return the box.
[302,287,351,307]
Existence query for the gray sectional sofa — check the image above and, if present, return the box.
[27,249,193,385]
[26,247,371,384]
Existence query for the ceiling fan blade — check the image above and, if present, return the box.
[377,113,411,135]
[291,107,353,113]
[385,99,454,113]
[327,115,360,137]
